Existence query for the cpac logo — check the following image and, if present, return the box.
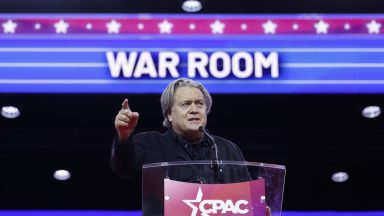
[183,187,249,216]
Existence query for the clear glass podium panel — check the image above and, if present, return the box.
[142,160,286,216]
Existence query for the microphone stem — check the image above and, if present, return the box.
[199,126,222,173]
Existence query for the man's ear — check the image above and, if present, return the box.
[167,112,172,122]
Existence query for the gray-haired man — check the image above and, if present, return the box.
[111,78,246,182]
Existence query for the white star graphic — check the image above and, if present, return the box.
[344,23,351,30]
[34,23,41,30]
[158,20,173,34]
[2,20,17,34]
[241,23,247,30]
[314,20,329,34]
[210,20,225,34]
[262,20,277,34]
[183,187,203,216]
[189,23,196,30]
[106,20,121,34]
[137,23,144,30]
[54,20,69,34]
[86,23,93,30]
[292,23,299,30]
[366,20,381,34]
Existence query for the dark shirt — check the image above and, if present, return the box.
[172,129,212,161]
[110,128,248,183]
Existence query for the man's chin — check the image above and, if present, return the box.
[187,124,203,131]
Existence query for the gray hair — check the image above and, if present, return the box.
[161,78,212,128]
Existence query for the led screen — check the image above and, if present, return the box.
[1,14,383,93]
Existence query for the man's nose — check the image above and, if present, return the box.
[189,103,199,113]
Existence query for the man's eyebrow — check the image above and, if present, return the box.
[179,99,204,103]
[178,99,192,103]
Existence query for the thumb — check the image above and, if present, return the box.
[121,99,129,110]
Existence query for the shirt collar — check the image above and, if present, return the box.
[169,128,210,147]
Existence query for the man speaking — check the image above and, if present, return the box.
[110,78,247,183]
[110,78,274,216]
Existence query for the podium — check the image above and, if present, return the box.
[142,161,286,216]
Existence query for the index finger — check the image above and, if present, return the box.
[121,98,130,110]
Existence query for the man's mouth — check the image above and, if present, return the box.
[188,118,200,122]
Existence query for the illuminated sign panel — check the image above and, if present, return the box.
[0,14,384,93]
[164,179,266,216]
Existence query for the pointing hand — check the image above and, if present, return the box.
[114,99,139,141]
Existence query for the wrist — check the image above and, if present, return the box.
[118,129,133,142]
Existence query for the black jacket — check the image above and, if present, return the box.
[110,129,247,182]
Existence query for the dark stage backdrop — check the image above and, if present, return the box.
[1,93,384,210]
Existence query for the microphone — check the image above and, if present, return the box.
[199,126,222,174]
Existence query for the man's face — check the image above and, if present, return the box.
[168,86,207,141]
